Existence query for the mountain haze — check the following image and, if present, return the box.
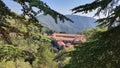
[37,15,97,33]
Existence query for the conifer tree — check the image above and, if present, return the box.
[0,0,72,44]
[66,0,120,68]
[0,0,71,67]
[72,0,120,28]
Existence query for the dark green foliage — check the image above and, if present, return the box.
[1,0,120,68]
[0,17,58,67]
[67,26,120,68]
[67,1,120,68]
[0,45,34,62]
[0,0,67,67]
[0,0,73,44]
[72,0,120,28]
[13,0,73,23]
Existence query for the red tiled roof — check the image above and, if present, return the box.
[53,37,75,41]
[52,33,84,37]
[47,33,86,49]
[57,41,65,46]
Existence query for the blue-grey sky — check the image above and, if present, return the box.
[3,0,95,17]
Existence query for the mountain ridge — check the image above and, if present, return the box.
[37,15,97,33]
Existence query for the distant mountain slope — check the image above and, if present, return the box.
[37,15,97,33]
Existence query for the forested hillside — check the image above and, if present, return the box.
[0,0,70,68]
[63,0,120,68]
[37,15,97,33]
[0,0,120,68]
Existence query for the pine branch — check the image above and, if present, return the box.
[72,0,120,28]
[13,0,73,23]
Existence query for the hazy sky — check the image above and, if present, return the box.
[3,0,95,17]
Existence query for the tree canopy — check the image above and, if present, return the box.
[0,0,73,45]
[0,0,120,68]
[0,0,65,68]
[65,0,120,68]
[72,0,120,28]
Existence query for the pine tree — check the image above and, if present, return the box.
[0,0,72,44]
[0,0,72,67]
[72,0,120,28]
[66,0,120,68]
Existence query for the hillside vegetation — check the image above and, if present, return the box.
[0,0,120,68]
[37,15,97,33]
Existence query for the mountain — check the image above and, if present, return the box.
[36,15,97,33]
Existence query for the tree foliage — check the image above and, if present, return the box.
[66,0,120,68]
[66,26,120,68]
[0,45,34,62]
[0,0,73,45]
[72,0,120,28]
[0,0,69,67]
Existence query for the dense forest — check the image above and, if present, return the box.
[0,0,120,68]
